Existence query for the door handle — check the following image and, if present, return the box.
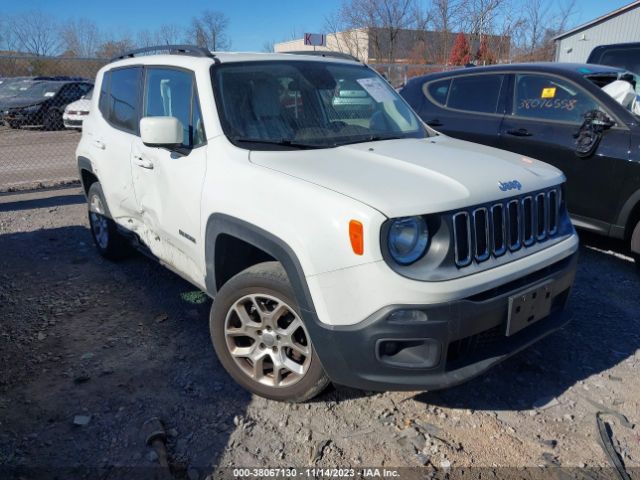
[93,140,106,150]
[426,119,443,127]
[133,154,154,169]
[506,128,532,137]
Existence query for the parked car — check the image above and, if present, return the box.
[588,42,640,81]
[63,87,93,129]
[77,46,578,401]
[1,79,93,130]
[400,63,640,267]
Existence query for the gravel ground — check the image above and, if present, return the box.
[1,187,639,479]
[0,125,80,191]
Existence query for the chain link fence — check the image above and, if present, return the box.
[0,55,453,192]
[0,56,106,192]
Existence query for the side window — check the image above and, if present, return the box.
[424,78,451,106]
[447,75,504,113]
[513,74,599,123]
[144,67,201,148]
[98,71,111,119]
[109,67,142,133]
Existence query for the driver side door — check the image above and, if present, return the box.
[130,66,208,286]
[498,72,631,232]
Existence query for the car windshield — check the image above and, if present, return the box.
[0,78,32,97]
[14,81,62,99]
[212,60,428,149]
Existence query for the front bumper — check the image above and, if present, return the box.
[3,113,37,126]
[305,252,577,391]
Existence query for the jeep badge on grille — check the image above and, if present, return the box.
[498,180,522,192]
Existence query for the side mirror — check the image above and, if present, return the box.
[586,110,615,129]
[140,116,183,148]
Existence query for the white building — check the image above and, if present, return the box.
[554,1,640,63]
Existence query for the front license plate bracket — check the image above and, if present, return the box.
[506,280,554,336]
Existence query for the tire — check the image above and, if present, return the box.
[43,109,62,131]
[210,261,330,402]
[8,121,19,129]
[630,219,640,272]
[87,182,130,260]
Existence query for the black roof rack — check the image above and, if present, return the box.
[285,50,361,63]
[110,44,216,63]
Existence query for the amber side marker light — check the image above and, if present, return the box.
[349,220,364,255]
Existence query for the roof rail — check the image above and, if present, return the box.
[285,50,361,63]
[110,44,216,63]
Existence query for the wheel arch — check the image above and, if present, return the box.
[615,188,640,240]
[204,213,316,315]
[77,156,98,196]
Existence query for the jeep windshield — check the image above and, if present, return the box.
[212,60,428,150]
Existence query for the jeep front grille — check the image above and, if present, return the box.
[452,187,561,268]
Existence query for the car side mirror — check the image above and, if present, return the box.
[586,110,615,129]
[140,116,184,148]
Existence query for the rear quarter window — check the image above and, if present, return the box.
[423,78,451,106]
[98,72,111,119]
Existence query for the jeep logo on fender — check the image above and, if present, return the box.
[498,180,522,192]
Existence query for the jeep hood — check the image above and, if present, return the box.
[249,135,565,218]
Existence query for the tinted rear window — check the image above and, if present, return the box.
[108,67,142,133]
[424,78,451,106]
[99,72,110,118]
[447,75,504,113]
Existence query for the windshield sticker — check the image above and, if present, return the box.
[44,92,56,97]
[356,77,395,103]
[541,87,556,99]
[519,98,577,111]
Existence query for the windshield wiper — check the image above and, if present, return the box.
[334,134,407,147]
[231,137,325,149]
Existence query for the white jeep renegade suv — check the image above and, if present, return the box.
[76,46,579,401]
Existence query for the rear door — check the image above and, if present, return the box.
[130,66,207,284]
[414,73,507,147]
[498,72,630,230]
[87,67,142,220]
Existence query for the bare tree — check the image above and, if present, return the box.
[61,18,102,57]
[10,10,62,56]
[514,0,576,60]
[188,10,231,51]
[323,11,369,60]
[425,0,467,63]
[339,0,417,62]
[156,24,183,45]
[262,39,276,53]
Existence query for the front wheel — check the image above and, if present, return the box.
[210,262,330,402]
[43,109,62,131]
[631,219,640,272]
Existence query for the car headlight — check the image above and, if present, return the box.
[387,216,429,265]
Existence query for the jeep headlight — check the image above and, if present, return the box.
[387,216,429,265]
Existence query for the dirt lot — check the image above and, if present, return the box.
[1,187,639,479]
[0,125,80,191]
